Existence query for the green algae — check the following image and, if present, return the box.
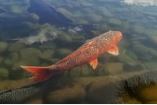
[46,84,86,104]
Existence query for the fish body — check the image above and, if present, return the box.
[21,31,123,82]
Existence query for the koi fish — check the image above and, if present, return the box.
[21,30,123,82]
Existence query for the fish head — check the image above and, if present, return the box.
[101,31,123,56]
[101,31,123,45]
[111,31,123,44]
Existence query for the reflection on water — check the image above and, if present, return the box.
[123,0,157,6]
[0,0,157,103]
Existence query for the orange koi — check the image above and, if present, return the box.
[21,31,123,82]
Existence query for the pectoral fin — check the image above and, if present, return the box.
[107,45,119,56]
[89,58,98,70]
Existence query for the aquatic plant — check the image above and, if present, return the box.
[118,73,157,104]
[18,48,41,65]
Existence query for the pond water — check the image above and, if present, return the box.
[0,0,157,103]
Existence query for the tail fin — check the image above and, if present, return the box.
[20,66,52,82]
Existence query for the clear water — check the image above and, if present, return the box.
[0,0,157,103]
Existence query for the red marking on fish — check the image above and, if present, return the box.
[21,31,123,82]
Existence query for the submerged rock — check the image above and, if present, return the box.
[138,84,157,103]
[0,42,8,53]
[109,18,122,26]
[104,63,124,75]
[45,70,149,104]
[116,94,141,104]
[0,57,3,63]
[118,49,138,65]
[40,50,54,60]
[45,84,86,104]
[25,98,43,104]
[0,79,33,91]
[0,70,153,104]
[19,48,41,65]
[55,48,72,58]
[8,42,25,52]
[0,68,9,80]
